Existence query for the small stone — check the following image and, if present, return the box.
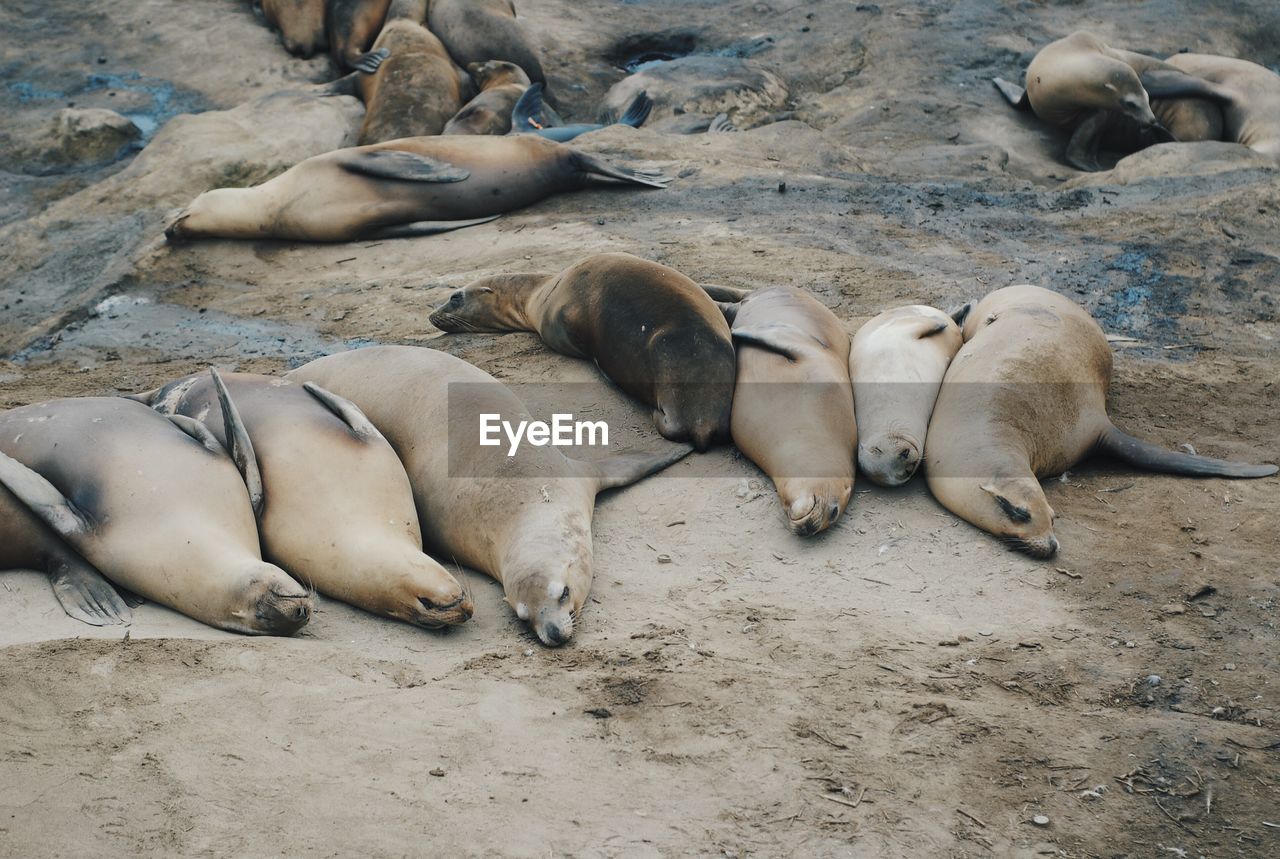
[777,180,787,193]
[978,630,993,637]
[429,768,446,777]
[1032,814,1050,826]
[1198,605,1218,618]
[1125,641,1136,648]
[49,107,140,164]
[585,707,612,719]
[656,553,672,564]
[1146,674,1162,687]
[938,639,960,647]
[1160,603,1186,615]
[523,649,533,657]
[1223,663,1236,671]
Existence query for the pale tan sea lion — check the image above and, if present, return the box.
[850,304,967,487]
[134,370,473,629]
[994,31,1234,170]
[287,345,692,646]
[1166,53,1280,161]
[430,252,735,451]
[443,61,531,136]
[164,135,668,243]
[925,285,1277,558]
[720,287,856,536]
[427,0,547,90]
[0,398,312,634]
[326,0,391,72]
[357,19,473,144]
[260,0,328,59]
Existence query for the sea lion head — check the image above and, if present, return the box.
[859,433,924,487]
[429,283,515,332]
[467,60,531,90]
[978,477,1058,558]
[1096,64,1162,129]
[233,563,315,635]
[775,477,853,537]
[506,554,589,648]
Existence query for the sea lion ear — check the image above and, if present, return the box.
[949,301,973,326]
[980,484,1032,523]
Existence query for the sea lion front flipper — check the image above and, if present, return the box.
[730,321,819,362]
[583,443,694,494]
[1137,70,1234,103]
[49,560,132,627]
[0,451,94,538]
[993,77,1030,110]
[1065,110,1109,172]
[167,414,224,454]
[341,150,472,183]
[698,283,752,303]
[511,82,566,132]
[209,369,265,517]
[707,113,738,133]
[353,47,390,74]
[1097,425,1278,479]
[616,91,653,128]
[363,215,500,239]
[302,382,383,441]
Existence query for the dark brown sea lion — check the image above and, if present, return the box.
[326,0,392,72]
[427,0,547,90]
[443,61,531,136]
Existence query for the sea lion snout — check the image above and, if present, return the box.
[859,435,923,487]
[414,592,475,628]
[243,566,314,635]
[782,482,852,537]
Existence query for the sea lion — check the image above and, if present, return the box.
[134,370,473,629]
[925,285,1277,558]
[1166,53,1280,161]
[509,84,654,143]
[357,18,473,144]
[259,0,328,59]
[994,31,1235,170]
[719,287,857,536]
[850,304,967,487]
[165,135,668,243]
[0,397,313,634]
[326,0,392,72]
[430,252,735,451]
[427,0,548,96]
[286,345,692,646]
[443,61,531,136]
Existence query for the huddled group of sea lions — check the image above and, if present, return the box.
[3,14,1278,647]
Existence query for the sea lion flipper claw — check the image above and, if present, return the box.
[341,150,472,183]
[49,561,132,627]
[992,77,1030,109]
[0,451,94,538]
[301,382,384,441]
[209,369,265,517]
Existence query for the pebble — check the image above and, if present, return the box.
[1146,674,1162,687]
[657,553,672,564]
[1032,814,1050,826]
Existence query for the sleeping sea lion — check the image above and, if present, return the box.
[443,61,531,136]
[925,285,1276,557]
[0,398,312,634]
[430,252,735,451]
[1165,53,1280,161]
[286,345,692,646]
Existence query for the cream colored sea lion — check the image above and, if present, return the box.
[357,18,473,144]
[443,61,531,136]
[260,0,328,59]
[134,370,473,629]
[429,252,735,451]
[925,285,1277,558]
[0,398,312,634]
[719,287,856,536]
[326,0,391,72]
[1166,53,1280,161]
[994,31,1235,170]
[286,345,692,646]
[427,0,547,91]
[164,135,668,243]
[850,304,967,487]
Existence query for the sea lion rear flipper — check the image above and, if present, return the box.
[511,83,565,132]
[352,47,390,75]
[302,382,384,441]
[993,77,1030,110]
[1138,70,1234,103]
[341,150,472,183]
[716,301,739,324]
[122,386,161,405]
[708,113,738,133]
[949,301,973,326]
[314,70,365,98]
[571,153,670,189]
[1065,110,1109,172]
[617,91,653,128]
[49,560,132,627]
[698,283,751,303]
[1097,425,1278,479]
[585,444,695,494]
[0,451,94,538]
[209,369,265,517]
[363,215,500,239]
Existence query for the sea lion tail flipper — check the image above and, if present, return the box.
[363,215,500,239]
[617,91,653,128]
[993,77,1030,110]
[302,382,384,441]
[698,283,751,302]
[708,113,738,133]
[511,83,565,132]
[121,385,162,405]
[352,47,390,75]
[49,559,132,627]
[314,71,362,98]
[571,153,670,189]
[1097,425,1278,479]
[1137,70,1235,103]
[949,301,973,326]
[586,443,695,494]
[0,451,94,538]
[340,150,471,183]
[209,369,265,517]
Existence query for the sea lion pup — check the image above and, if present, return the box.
[719,287,856,536]
[427,0,548,92]
[0,398,312,635]
[850,304,967,487]
[133,370,473,629]
[926,285,1277,558]
[430,253,735,451]
[509,84,654,143]
[443,61,532,136]
[259,0,328,59]
[326,0,392,72]
[286,345,693,646]
[994,31,1235,170]
[357,15,473,143]
[1165,53,1280,161]
[165,135,668,243]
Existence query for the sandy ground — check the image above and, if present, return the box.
[1,0,1279,856]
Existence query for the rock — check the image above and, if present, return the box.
[1065,142,1277,188]
[604,56,789,130]
[50,108,141,164]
